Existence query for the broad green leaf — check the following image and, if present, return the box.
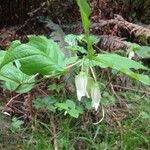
[64,56,78,66]
[6,40,22,52]
[0,64,34,93]
[84,58,107,69]
[0,36,66,76]
[126,72,150,85]
[94,54,150,85]
[0,51,35,93]
[96,54,148,70]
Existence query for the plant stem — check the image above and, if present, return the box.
[65,60,82,69]
[93,106,105,125]
[90,67,97,82]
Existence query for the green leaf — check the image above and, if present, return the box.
[96,54,148,70]
[136,46,150,59]
[48,84,64,92]
[76,106,84,114]
[65,34,78,46]
[65,45,87,53]
[84,58,107,69]
[66,100,76,109]
[124,41,141,51]
[68,109,79,118]
[12,117,24,129]
[76,0,94,56]
[0,50,6,62]
[65,34,99,46]
[0,51,35,93]
[100,98,109,106]
[55,100,80,118]
[81,97,93,110]
[140,112,150,120]
[64,56,78,66]
[129,73,150,85]
[94,54,150,85]
[76,0,91,35]
[0,36,66,76]
[33,96,56,112]
[89,35,99,44]
[55,103,69,111]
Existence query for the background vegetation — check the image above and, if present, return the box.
[0,0,150,150]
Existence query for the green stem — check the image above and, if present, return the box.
[90,67,97,82]
[65,60,82,69]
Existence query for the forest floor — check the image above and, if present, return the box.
[0,1,150,150]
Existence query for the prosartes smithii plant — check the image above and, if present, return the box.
[0,0,149,119]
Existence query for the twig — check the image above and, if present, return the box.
[112,112,124,150]
[101,70,119,95]
[110,83,122,101]
[93,106,105,125]
[51,113,58,150]
[110,83,129,108]
[113,84,150,96]
[2,93,21,112]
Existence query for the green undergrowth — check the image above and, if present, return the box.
[0,0,150,149]
[0,90,149,150]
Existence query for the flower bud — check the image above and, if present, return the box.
[90,82,101,111]
[75,72,88,101]
[86,77,94,94]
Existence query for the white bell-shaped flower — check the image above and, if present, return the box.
[75,72,88,101]
[128,51,135,59]
[91,82,101,111]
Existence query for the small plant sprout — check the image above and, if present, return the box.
[75,72,88,101]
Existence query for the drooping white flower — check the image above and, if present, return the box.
[75,72,88,101]
[128,51,135,59]
[90,82,101,111]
